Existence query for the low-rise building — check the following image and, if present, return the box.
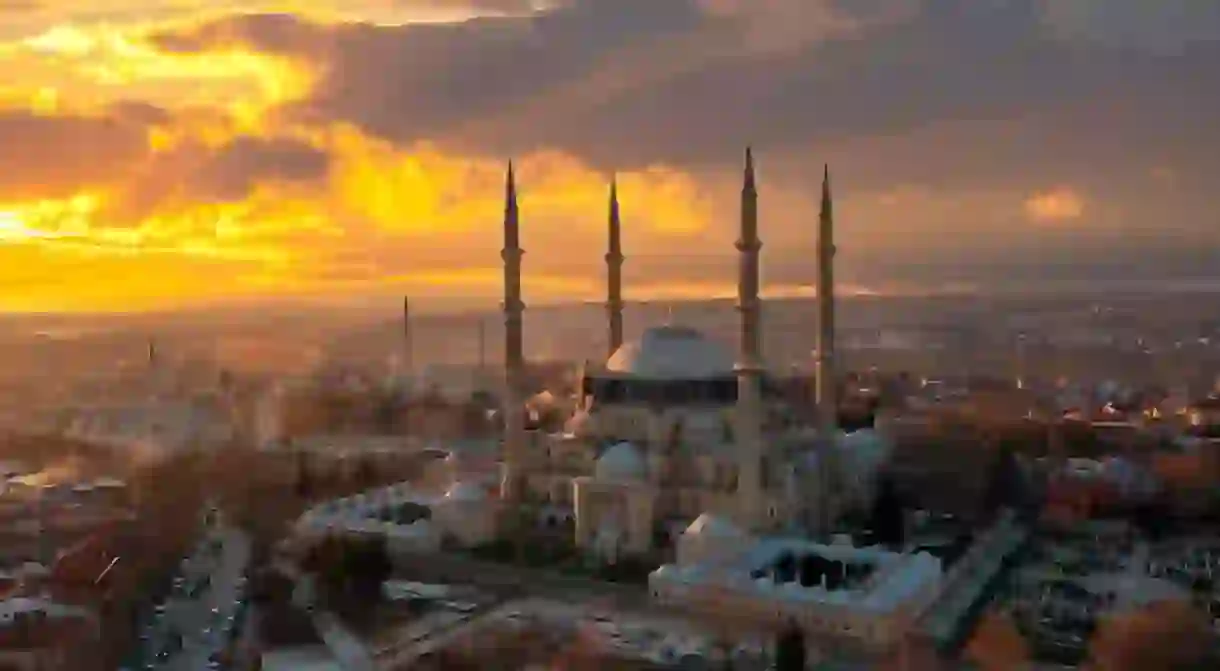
[648,514,943,651]
[293,480,498,556]
[0,597,97,670]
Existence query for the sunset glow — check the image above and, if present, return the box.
[0,2,1215,311]
[0,15,718,311]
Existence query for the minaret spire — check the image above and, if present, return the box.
[500,160,527,502]
[606,175,625,357]
[738,147,762,366]
[735,146,765,530]
[814,163,839,533]
[477,316,487,377]
[402,295,413,380]
[744,146,756,191]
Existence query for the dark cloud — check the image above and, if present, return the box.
[145,1,1220,285]
[151,1,1220,186]
[1040,0,1220,52]
[188,136,330,202]
[0,105,328,210]
[0,111,148,198]
[106,134,330,217]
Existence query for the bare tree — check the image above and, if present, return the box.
[1088,600,1216,671]
[964,610,1030,671]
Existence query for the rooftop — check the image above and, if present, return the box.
[655,537,943,614]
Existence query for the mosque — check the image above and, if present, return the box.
[429,150,896,560]
[290,151,988,652]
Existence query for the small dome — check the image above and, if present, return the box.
[683,513,743,538]
[605,326,735,380]
[595,441,647,481]
[444,481,487,502]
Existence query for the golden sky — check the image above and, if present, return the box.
[0,1,1215,312]
[0,1,740,311]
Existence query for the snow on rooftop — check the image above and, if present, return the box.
[654,536,943,614]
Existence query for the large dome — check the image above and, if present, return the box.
[594,441,647,481]
[605,326,735,380]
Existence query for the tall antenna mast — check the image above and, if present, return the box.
[402,295,413,377]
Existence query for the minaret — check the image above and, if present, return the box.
[147,337,163,399]
[734,148,765,529]
[815,165,838,429]
[477,317,487,380]
[605,176,625,358]
[402,295,413,379]
[815,164,839,532]
[500,161,527,502]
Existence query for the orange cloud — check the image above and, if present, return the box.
[0,21,720,312]
[1024,186,1085,223]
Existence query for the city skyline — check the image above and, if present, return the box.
[0,0,1217,312]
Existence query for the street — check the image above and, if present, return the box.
[132,522,252,670]
[391,550,774,635]
[168,526,250,670]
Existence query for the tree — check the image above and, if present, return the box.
[1088,600,1216,671]
[303,535,348,592]
[869,475,905,550]
[1132,492,1173,542]
[774,620,806,671]
[330,536,392,599]
[965,611,1030,671]
[361,536,393,593]
[774,552,797,583]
